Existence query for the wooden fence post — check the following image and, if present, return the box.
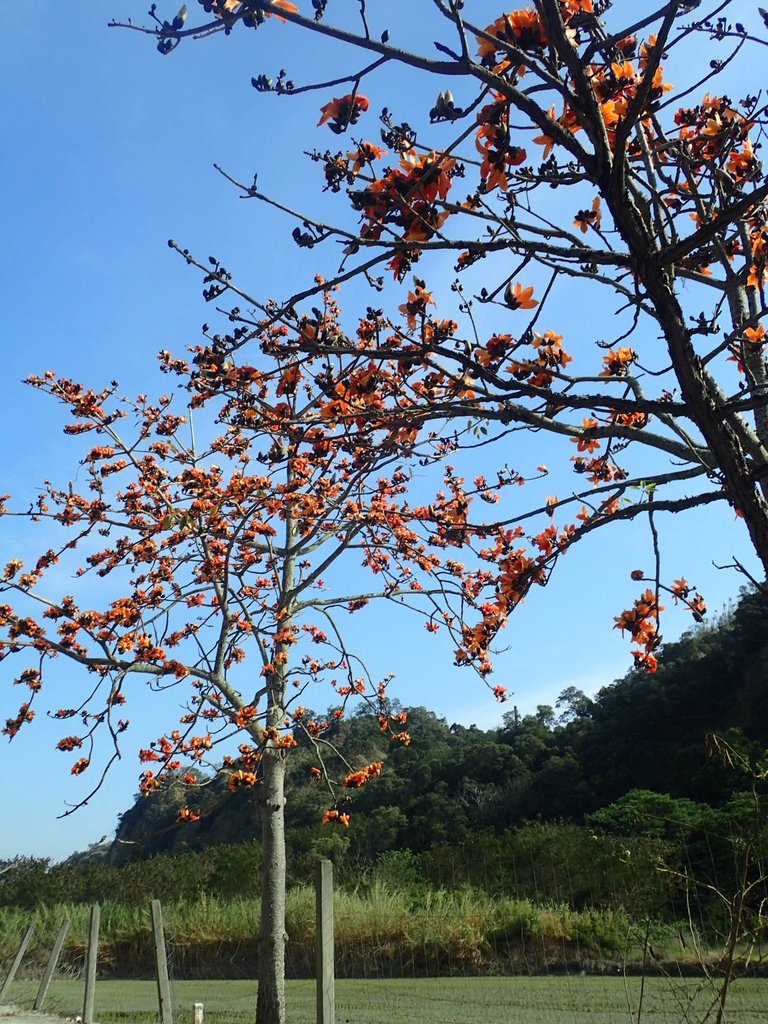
[82,904,100,1024]
[34,919,70,1011]
[0,923,35,1004]
[150,899,173,1024]
[315,859,335,1024]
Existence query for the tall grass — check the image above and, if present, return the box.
[0,888,682,980]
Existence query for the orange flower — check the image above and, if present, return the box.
[475,103,527,192]
[571,417,601,454]
[599,98,623,130]
[534,524,558,555]
[276,364,301,397]
[744,325,766,345]
[317,94,370,133]
[633,652,657,674]
[322,808,351,827]
[504,282,537,310]
[601,347,636,377]
[562,0,593,12]
[342,761,383,788]
[476,8,546,64]
[403,208,448,243]
[610,60,638,87]
[228,769,259,792]
[3,558,23,579]
[348,141,386,175]
[268,0,298,19]
[671,578,689,599]
[399,149,456,203]
[689,594,706,622]
[532,106,557,159]
[728,138,758,182]
[611,410,647,429]
[573,197,601,234]
[232,705,258,728]
[399,286,435,329]
[57,736,83,752]
[218,0,297,19]
[747,264,767,290]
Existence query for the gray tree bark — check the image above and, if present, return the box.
[256,739,288,1024]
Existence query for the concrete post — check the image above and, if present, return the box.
[315,859,335,1024]
[0,923,35,1004]
[82,904,100,1024]
[151,899,173,1024]
[35,919,70,1011]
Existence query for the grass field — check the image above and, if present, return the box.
[3,976,768,1023]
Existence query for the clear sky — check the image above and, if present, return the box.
[0,0,761,862]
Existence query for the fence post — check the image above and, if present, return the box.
[34,918,70,1011]
[193,1003,204,1024]
[150,899,174,1024]
[0,923,35,1004]
[315,859,335,1024]
[82,904,100,1024]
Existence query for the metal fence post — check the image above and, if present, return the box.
[315,858,335,1024]
[34,918,70,1011]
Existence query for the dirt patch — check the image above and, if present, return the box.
[0,1010,69,1024]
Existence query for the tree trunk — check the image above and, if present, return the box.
[255,502,296,1024]
[604,184,768,576]
[256,743,287,1024]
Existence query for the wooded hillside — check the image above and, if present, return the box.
[107,586,768,861]
[2,587,766,914]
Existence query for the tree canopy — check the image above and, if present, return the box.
[111,0,768,676]
[5,2,768,1021]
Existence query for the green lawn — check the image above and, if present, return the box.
[4,976,768,1023]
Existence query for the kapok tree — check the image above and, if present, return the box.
[114,0,768,669]
[0,289,549,1022]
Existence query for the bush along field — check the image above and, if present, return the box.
[0,889,640,979]
[0,879,757,981]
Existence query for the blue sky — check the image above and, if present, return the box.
[0,1,762,861]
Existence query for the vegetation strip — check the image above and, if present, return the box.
[4,978,768,1024]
